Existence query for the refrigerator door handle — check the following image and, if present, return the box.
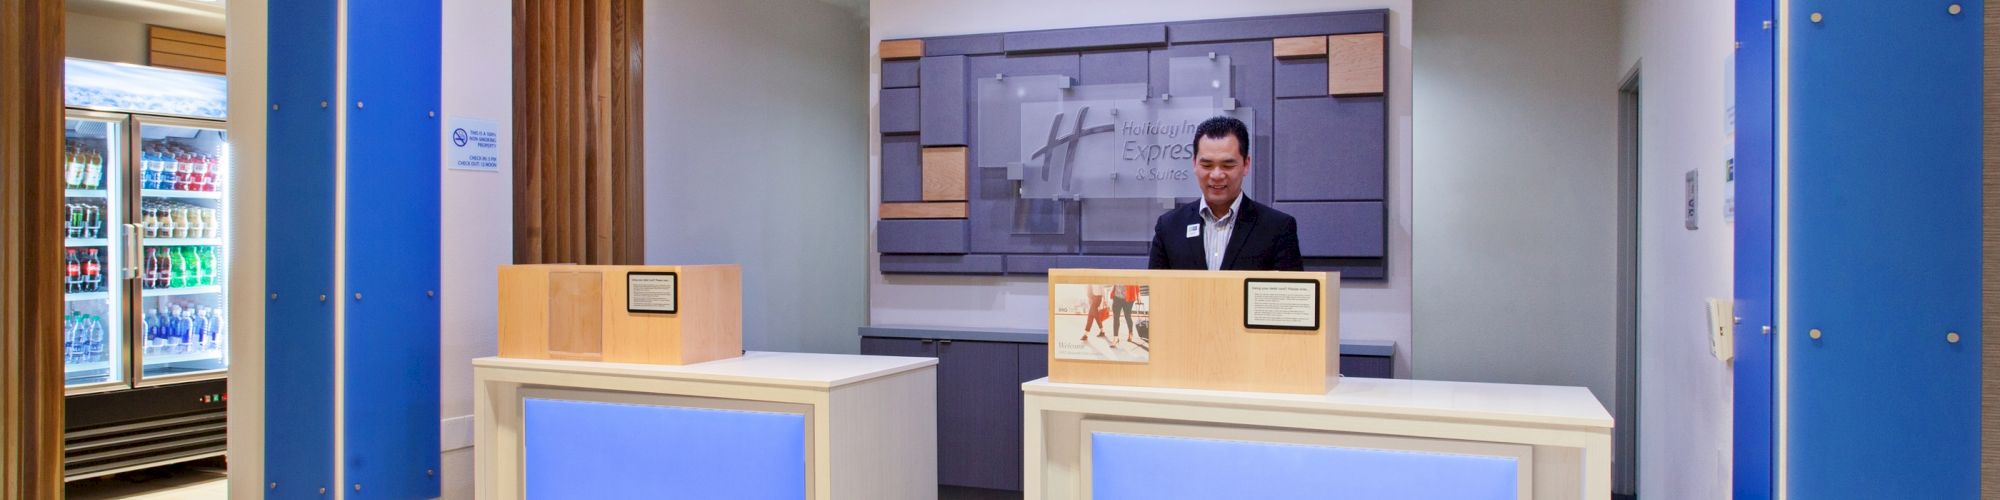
[124,223,140,279]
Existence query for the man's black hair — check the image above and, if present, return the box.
[1191,116,1250,158]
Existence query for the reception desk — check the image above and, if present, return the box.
[1024,376,1612,500]
[474,352,938,499]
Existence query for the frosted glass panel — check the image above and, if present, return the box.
[1092,432,1519,500]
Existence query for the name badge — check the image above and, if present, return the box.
[1186,223,1200,238]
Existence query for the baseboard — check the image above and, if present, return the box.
[441,414,474,452]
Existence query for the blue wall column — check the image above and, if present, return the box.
[267,0,441,497]
[1732,0,1776,498]
[1780,1,1982,498]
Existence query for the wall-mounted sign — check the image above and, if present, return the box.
[626,272,678,314]
[1243,278,1319,331]
[445,116,502,172]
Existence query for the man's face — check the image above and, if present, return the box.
[1194,134,1249,211]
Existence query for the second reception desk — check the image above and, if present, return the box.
[1024,376,1613,500]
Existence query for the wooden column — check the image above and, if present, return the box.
[514,0,645,265]
[0,0,66,497]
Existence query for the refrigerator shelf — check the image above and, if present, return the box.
[65,360,111,375]
[65,291,110,302]
[67,238,110,247]
[142,285,221,298]
[142,350,224,366]
[145,238,221,246]
[141,189,221,200]
[65,189,109,198]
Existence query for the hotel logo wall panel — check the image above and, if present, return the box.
[877,11,1390,278]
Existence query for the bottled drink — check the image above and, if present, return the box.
[203,247,217,285]
[63,148,80,188]
[84,204,100,239]
[83,249,101,292]
[82,149,102,190]
[157,247,173,289]
[64,249,79,293]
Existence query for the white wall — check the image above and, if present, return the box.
[1409,0,1622,440]
[1622,0,1735,497]
[436,0,514,496]
[868,0,1416,376]
[643,0,870,355]
[66,11,149,64]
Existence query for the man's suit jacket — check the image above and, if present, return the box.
[1147,197,1305,271]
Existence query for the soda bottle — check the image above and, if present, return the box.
[157,247,171,289]
[63,249,80,293]
[84,249,101,292]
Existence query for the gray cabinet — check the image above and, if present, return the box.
[860,337,1030,491]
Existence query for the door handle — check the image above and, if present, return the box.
[123,223,140,279]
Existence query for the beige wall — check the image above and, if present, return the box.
[66,11,148,64]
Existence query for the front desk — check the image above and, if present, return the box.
[1023,377,1613,499]
[1029,269,1612,500]
[473,352,938,499]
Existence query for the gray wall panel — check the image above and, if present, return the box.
[881,87,921,134]
[1003,254,1058,274]
[1167,11,1388,43]
[1275,200,1384,257]
[924,34,1004,56]
[879,219,971,254]
[882,59,920,89]
[881,134,924,202]
[1003,24,1166,52]
[1275,57,1329,98]
[881,254,1006,274]
[1080,49,1151,85]
[1275,95,1385,201]
[920,56,968,145]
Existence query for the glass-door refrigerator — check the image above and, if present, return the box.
[60,58,230,481]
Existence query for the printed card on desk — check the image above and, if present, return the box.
[1051,283,1151,363]
[1243,278,1320,330]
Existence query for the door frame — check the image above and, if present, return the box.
[0,0,68,497]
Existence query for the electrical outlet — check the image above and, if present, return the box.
[1707,298,1734,362]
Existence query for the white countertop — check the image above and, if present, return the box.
[1024,376,1612,428]
[473,351,937,389]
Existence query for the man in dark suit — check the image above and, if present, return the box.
[1148,116,1304,271]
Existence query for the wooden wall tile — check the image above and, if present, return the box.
[922,146,967,201]
[1328,32,1384,95]
[881,202,968,219]
[880,39,924,60]
[1274,36,1327,59]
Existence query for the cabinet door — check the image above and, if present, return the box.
[936,340,1020,490]
[1018,343,1048,383]
[860,336,936,359]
